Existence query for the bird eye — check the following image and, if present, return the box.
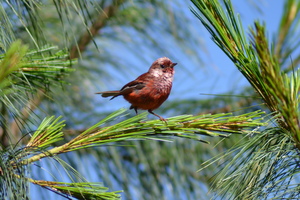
[160,64,166,68]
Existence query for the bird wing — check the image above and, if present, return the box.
[119,80,146,95]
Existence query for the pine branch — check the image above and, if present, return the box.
[191,0,300,147]
[1,108,265,199]
[0,41,75,95]
[251,23,300,142]
[5,1,126,146]
[30,180,122,200]
[0,41,75,146]
[191,0,300,199]
[18,108,266,165]
[1,147,121,200]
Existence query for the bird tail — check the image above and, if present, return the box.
[95,90,120,98]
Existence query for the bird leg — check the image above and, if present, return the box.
[130,105,138,114]
[148,110,166,121]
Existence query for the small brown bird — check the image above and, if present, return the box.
[96,57,177,121]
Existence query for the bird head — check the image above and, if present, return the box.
[148,57,177,77]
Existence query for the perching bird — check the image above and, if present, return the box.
[96,57,177,121]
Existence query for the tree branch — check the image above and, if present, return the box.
[7,1,125,146]
[69,0,125,59]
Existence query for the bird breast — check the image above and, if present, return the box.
[123,72,173,110]
[152,69,173,88]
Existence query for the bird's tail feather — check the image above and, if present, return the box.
[95,91,120,98]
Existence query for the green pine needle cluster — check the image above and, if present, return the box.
[22,109,265,165]
[4,108,264,199]
[30,180,122,200]
[0,147,28,200]
[26,116,65,148]
[0,40,74,148]
[204,128,300,199]
[191,0,299,143]
[0,40,74,99]
[191,0,300,198]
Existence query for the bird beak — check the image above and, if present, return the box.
[171,63,177,67]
